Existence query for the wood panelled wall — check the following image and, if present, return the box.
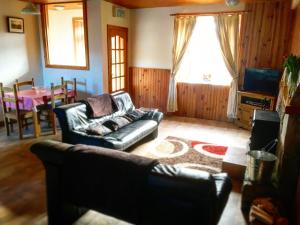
[129,67,229,122]
[129,67,170,113]
[239,0,294,86]
[290,4,300,55]
[176,83,229,121]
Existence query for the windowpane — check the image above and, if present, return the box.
[177,16,233,86]
[116,64,120,76]
[112,64,116,78]
[121,77,125,89]
[120,37,124,49]
[120,50,124,63]
[111,37,115,49]
[112,50,115,64]
[116,77,120,90]
[121,64,124,76]
[116,36,119,49]
[112,78,116,92]
[43,2,88,68]
[116,50,120,63]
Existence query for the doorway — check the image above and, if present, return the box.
[107,25,128,93]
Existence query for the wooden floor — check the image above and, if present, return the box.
[0,116,250,225]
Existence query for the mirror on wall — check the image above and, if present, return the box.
[41,2,89,70]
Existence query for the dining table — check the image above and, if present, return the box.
[5,87,75,138]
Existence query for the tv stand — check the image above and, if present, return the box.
[235,91,276,130]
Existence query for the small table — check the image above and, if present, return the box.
[6,88,75,137]
[222,146,247,180]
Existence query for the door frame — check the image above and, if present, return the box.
[107,25,128,93]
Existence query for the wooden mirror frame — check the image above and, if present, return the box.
[40,1,90,70]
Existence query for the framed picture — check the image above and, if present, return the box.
[7,17,24,33]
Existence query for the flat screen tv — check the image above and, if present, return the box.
[243,68,280,96]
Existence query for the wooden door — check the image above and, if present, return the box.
[107,25,128,93]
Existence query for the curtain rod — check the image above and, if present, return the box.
[170,10,250,16]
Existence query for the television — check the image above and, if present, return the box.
[243,68,280,96]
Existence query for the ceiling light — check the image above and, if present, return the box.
[54,5,65,11]
[225,0,239,7]
[21,3,40,15]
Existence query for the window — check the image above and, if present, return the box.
[176,16,232,86]
[41,2,89,70]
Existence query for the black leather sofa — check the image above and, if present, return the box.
[54,91,163,150]
[31,140,232,225]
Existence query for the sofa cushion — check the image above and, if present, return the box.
[86,123,112,136]
[112,91,135,113]
[105,120,157,149]
[102,120,119,131]
[125,109,146,121]
[112,116,131,127]
[86,94,115,118]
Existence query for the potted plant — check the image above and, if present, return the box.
[283,54,300,97]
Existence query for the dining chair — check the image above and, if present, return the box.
[61,77,77,103]
[15,78,35,91]
[51,82,68,134]
[0,83,34,139]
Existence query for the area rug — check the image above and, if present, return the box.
[148,136,228,173]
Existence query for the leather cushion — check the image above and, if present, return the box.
[86,123,112,136]
[125,109,146,121]
[111,116,131,128]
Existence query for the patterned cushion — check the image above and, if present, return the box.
[86,123,112,136]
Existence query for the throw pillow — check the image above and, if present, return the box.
[86,94,114,118]
[125,109,146,121]
[86,123,112,136]
[102,120,119,131]
[112,117,131,128]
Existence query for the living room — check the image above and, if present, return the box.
[0,0,300,224]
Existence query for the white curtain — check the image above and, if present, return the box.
[167,16,196,112]
[214,14,240,119]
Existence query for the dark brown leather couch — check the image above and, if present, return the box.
[31,140,232,225]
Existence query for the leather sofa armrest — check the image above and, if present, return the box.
[149,164,217,198]
[142,111,164,124]
[31,140,72,165]
[144,164,218,225]
[54,103,89,139]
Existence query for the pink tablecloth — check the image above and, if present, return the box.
[4,88,75,111]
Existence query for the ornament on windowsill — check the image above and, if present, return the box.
[225,0,239,7]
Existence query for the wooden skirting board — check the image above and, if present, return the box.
[129,67,229,122]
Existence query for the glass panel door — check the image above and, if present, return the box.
[107,25,128,93]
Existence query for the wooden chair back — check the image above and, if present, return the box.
[50,83,67,109]
[0,83,20,115]
[61,77,77,102]
[0,83,33,139]
[15,78,35,91]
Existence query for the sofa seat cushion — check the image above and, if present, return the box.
[104,120,157,149]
